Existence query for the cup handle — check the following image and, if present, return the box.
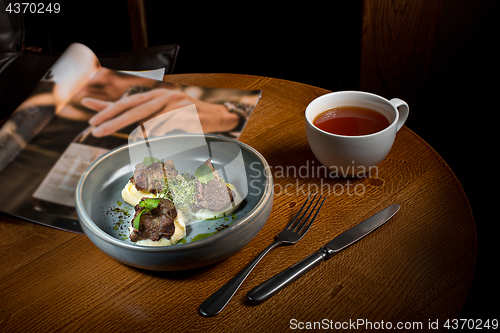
[389,98,409,132]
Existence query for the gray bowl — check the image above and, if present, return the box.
[76,134,273,271]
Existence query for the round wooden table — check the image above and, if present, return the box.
[0,74,476,332]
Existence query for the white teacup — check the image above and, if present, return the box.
[305,91,409,178]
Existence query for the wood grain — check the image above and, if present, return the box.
[0,74,475,332]
[127,0,149,50]
[360,0,444,100]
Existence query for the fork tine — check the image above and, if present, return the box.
[289,193,319,232]
[297,195,326,234]
[288,193,317,231]
[284,193,312,229]
[292,194,321,233]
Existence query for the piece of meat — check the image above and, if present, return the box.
[129,198,177,242]
[145,162,166,193]
[131,162,149,191]
[130,159,178,194]
[163,159,178,179]
[195,159,234,211]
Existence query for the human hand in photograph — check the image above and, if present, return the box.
[82,88,240,137]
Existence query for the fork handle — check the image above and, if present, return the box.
[247,247,329,303]
[199,240,283,317]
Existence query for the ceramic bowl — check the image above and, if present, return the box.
[76,134,273,271]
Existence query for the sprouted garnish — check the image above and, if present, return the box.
[161,173,198,209]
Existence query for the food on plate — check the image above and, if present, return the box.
[192,159,241,220]
[129,197,186,246]
[121,158,177,206]
[122,157,242,246]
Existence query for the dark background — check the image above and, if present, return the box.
[18,0,498,323]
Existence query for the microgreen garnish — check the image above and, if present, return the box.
[195,164,214,184]
[133,198,160,229]
[143,156,161,166]
[159,173,197,208]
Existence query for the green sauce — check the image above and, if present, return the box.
[191,231,218,242]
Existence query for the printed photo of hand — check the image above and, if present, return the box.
[56,67,259,139]
[82,88,240,137]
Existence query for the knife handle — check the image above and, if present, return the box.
[247,247,330,303]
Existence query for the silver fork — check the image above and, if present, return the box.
[198,193,326,317]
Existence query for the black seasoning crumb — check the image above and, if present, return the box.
[104,203,133,233]
[215,224,229,232]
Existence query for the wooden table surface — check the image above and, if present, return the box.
[0,74,476,332]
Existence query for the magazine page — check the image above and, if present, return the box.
[0,44,261,233]
[0,43,100,172]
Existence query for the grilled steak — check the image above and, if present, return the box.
[130,158,178,194]
[195,159,234,211]
[130,198,177,242]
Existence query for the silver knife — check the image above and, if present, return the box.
[247,204,400,303]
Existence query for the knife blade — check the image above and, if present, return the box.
[247,204,400,303]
